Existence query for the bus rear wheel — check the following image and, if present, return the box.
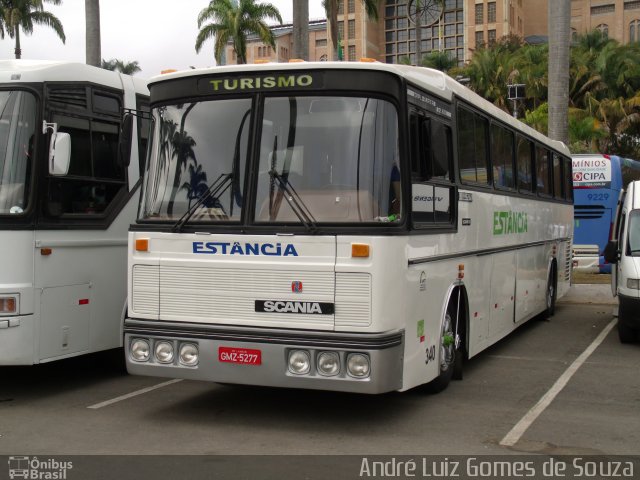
[544,267,557,318]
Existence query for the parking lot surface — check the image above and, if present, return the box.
[0,286,638,457]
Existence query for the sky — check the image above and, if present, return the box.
[0,0,327,79]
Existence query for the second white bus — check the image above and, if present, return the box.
[0,60,148,365]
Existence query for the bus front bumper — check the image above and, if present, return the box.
[124,319,404,394]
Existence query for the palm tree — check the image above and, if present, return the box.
[195,0,282,65]
[547,0,570,143]
[181,161,208,211]
[420,50,457,72]
[101,59,141,75]
[292,0,309,60]
[3,0,66,59]
[85,0,100,67]
[323,0,381,60]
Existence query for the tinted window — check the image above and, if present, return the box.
[535,145,551,196]
[516,135,533,193]
[457,107,489,184]
[491,123,515,189]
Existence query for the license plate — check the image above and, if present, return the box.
[218,347,262,365]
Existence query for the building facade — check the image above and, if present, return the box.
[226,0,640,67]
[223,19,328,65]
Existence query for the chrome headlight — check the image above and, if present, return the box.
[130,339,150,362]
[627,278,640,290]
[346,353,370,378]
[179,343,199,366]
[154,341,174,364]
[317,351,340,376]
[288,350,311,375]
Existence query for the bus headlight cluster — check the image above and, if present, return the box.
[627,278,640,290]
[129,338,198,366]
[286,350,370,378]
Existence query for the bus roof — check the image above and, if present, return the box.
[0,59,148,94]
[149,61,570,156]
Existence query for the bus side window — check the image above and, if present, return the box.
[535,145,552,197]
[516,135,533,193]
[410,111,455,227]
[430,120,452,182]
[457,106,489,185]
[491,122,515,189]
[552,153,563,199]
[45,87,126,220]
[563,156,573,202]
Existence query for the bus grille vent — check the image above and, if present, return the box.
[47,86,88,110]
[132,265,159,316]
[574,205,605,219]
[335,273,371,327]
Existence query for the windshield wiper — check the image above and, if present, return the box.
[172,173,233,232]
[268,168,317,233]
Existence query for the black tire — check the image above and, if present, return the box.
[618,303,637,343]
[424,299,463,393]
[618,319,636,343]
[543,266,557,319]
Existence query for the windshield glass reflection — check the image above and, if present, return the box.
[141,98,250,222]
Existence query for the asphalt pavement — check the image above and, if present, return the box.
[560,283,617,305]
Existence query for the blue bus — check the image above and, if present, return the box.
[572,154,640,273]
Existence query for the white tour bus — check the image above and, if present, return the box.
[0,60,149,365]
[125,62,573,393]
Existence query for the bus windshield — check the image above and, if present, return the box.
[141,95,401,225]
[0,90,37,215]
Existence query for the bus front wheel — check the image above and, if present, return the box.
[424,300,463,393]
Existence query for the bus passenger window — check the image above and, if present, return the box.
[563,157,573,202]
[430,121,451,181]
[516,135,533,193]
[553,153,563,199]
[491,123,515,189]
[457,106,489,185]
[535,146,552,196]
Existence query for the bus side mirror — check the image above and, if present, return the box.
[603,240,619,264]
[49,132,71,176]
[118,114,134,168]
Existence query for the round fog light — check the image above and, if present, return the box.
[317,351,340,376]
[288,350,311,375]
[131,339,150,362]
[155,341,174,364]
[347,353,370,378]
[179,343,199,366]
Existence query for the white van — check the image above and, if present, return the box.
[604,180,640,342]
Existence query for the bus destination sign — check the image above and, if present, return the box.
[198,72,322,95]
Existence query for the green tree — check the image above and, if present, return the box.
[420,50,457,72]
[195,0,282,64]
[3,0,66,59]
[323,0,381,60]
[101,59,141,75]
